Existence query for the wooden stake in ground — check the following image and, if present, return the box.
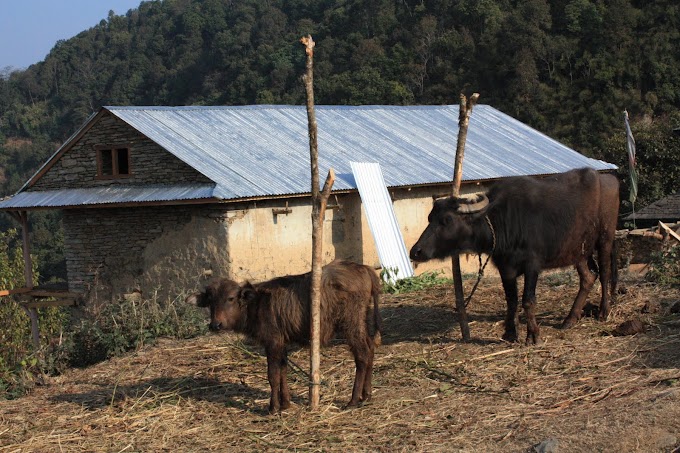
[300,35,335,411]
[451,92,480,342]
[6,210,39,349]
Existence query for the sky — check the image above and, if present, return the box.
[1,0,145,71]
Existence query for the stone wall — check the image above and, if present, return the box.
[31,112,211,191]
[63,205,229,300]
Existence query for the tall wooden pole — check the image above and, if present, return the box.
[13,210,39,350]
[301,35,335,411]
[451,93,479,342]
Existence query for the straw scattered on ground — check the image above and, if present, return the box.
[1,269,679,452]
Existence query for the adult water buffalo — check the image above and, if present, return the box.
[186,259,382,413]
[410,168,619,345]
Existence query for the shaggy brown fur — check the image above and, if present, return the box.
[186,259,382,413]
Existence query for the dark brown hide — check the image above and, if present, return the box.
[186,259,382,414]
[410,168,620,345]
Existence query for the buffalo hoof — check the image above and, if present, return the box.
[344,400,362,410]
[525,333,543,346]
[560,317,579,329]
[268,401,291,415]
[501,331,519,343]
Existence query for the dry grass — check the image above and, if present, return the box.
[1,269,679,452]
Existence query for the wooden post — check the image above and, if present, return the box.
[450,93,480,342]
[301,35,335,411]
[17,210,40,350]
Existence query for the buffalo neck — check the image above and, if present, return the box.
[469,213,496,255]
[235,303,254,335]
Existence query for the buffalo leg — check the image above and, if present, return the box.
[265,345,287,414]
[361,338,376,402]
[347,339,372,408]
[522,270,542,345]
[500,274,520,342]
[561,258,597,329]
[279,348,291,410]
[597,241,615,321]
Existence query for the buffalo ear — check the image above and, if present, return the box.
[239,282,258,305]
[186,292,209,308]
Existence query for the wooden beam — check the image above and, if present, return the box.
[0,287,32,297]
[659,221,680,243]
[18,211,34,289]
[301,34,321,411]
[27,290,82,299]
[17,210,40,350]
[23,299,78,309]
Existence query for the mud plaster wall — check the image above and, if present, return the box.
[225,194,367,282]
[62,182,494,301]
[226,183,495,284]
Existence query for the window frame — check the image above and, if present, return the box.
[95,145,132,179]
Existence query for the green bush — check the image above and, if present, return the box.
[1,226,207,396]
[68,292,208,368]
[1,291,208,398]
[0,228,60,398]
[646,246,680,287]
[381,268,452,294]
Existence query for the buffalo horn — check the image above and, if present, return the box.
[456,193,489,213]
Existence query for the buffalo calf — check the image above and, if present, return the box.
[186,259,382,413]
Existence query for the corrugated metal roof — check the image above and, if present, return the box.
[0,184,216,209]
[0,104,617,210]
[350,162,414,283]
[108,105,616,196]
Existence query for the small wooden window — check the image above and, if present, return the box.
[97,146,131,178]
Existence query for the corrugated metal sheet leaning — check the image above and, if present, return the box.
[350,162,414,283]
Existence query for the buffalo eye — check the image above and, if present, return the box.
[439,213,453,226]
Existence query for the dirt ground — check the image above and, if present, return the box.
[1,268,679,452]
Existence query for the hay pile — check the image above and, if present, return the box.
[1,270,679,452]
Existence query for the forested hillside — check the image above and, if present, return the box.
[1,0,679,282]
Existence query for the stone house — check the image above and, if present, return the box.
[0,105,617,300]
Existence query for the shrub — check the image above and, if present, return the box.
[68,292,208,368]
[646,246,680,287]
[381,268,452,294]
[1,277,207,396]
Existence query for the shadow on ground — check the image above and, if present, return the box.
[379,304,506,345]
[50,376,272,415]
